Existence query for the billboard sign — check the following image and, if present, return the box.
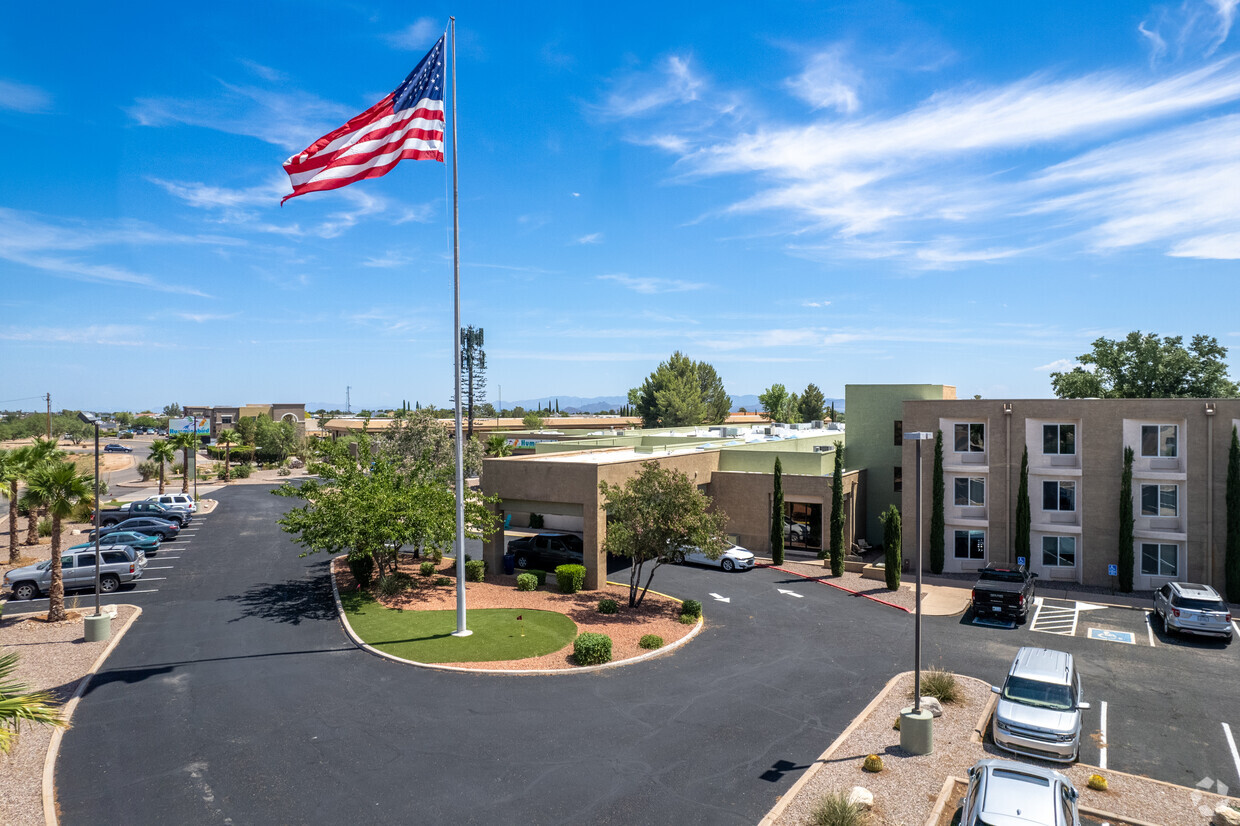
[169,417,211,435]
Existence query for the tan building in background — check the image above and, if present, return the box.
[183,403,306,439]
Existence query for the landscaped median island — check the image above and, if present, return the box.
[331,556,699,670]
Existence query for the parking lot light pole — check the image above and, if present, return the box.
[78,412,110,641]
[901,430,935,755]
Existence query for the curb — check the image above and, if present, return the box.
[42,605,143,826]
[757,671,907,826]
[329,557,703,676]
[762,564,912,613]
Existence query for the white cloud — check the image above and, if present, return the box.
[597,273,705,294]
[173,312,239,323]
[596,55,706,118]
[237,59,285,82]
[785,48,861,113]
[1168,231,1240,258]
[575,232,603,245]
[802,300,831,308]
[0,78,51,113]
[1034,358,1078,372]
[0,325,150,346]
[385,18,442,51]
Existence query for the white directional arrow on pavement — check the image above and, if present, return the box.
[777,588,804,598]
[709,593,730,603]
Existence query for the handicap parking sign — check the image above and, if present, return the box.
[1088,628,1135,644]
[1108,564,1118,576]
[1016,556,1026,566]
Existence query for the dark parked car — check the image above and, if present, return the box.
[103,443,133,453]
[69,531,161,554]
[507,533,584,570]
[90,516,181,542]
[971,564,1037,623]
[95,500,191,527]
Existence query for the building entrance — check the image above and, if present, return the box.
[784,502,822,553]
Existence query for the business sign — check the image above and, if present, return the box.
[505,438,553,449]
[169,417,210,435]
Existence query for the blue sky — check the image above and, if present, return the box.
[3,0,1239,413]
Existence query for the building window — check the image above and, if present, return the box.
[1041,480,1076,512]
[954,422,985,453]
[954,477,985,506]
[954,529,986,560]
[1141,424,1177,458]
[1041,536,1076,567]
[893,420,903,446]
[1042,424,1076,455]
[220,415,233,424]
[893,466,902,493]
[1141,543,1178,577]
[1140,484,1178,517]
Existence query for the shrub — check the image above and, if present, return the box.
[529,512,544,529]
[573,632,612,665]
[377,572,413,596]
[171,461,184,476]
[918,668,960,704]
[527,568,547,586]
[555,564,586,594]
[38,517,52,537]
[464,559,486,582]
[429,547,443,563]
[233,463,253,479]
[638,634,663,650]
[809,791,870,826]
[862,754,884,773]
[434,576,452,586]
[278,467,291,476]
[1087,774,1108,791]
[516,572,538,591]
[215,466,228,480]
[346,554,374,586]
[597,598,619,615]
[681,599,702,619]
[419,561,436,577]
[678,613,697,625]
[137,460,158,481]
[71,500,94,523]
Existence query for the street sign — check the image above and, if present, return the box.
[1088,628,1135,644]
[1108,564,1118,576]
[1017,556,1026,566]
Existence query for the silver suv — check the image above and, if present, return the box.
[992,647,1089,763]
[960,759,1080,826]
[145,493,196,513]
[1154,582,1233,641]
[3,549,145,600]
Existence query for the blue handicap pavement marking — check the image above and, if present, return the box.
[1087,627,1136,644]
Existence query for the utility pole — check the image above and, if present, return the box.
[346,386,351,415]
[46,393,51,439]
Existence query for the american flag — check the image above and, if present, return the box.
[282,34,446,204]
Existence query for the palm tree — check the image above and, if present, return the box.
[0,651,65,754]
[0,449,21,563]
[217,429,239,482]
[25,460,92,622]
[171,433,197,494]
[148,439,177,495]
[17,438,65,547]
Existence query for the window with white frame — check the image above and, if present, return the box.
[1041,536,1076,567]
[954,477,985,507]
[1141,424,1177,458]
[1041,480,1076,512]
[954,422,985,453]
[1042,424,1076,455]
[1141,543,1178,576]
[1140,483,1178,517]
[220,415,233,424]
[954,529,985,560]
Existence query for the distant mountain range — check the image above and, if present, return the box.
[306,394,843,416]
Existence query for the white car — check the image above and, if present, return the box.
[146,493,196,513]
[683,542,755,573]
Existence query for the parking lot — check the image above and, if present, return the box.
[933,593,1240,795]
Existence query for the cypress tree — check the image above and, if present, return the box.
[1119,446,1135,592]
[1015,446,1031,567]
[771,457,785,566]
[930,430,945,574]
[882,505,902,590]
[1226,426,1240,604]
[829,448,845,576]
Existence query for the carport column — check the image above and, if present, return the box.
[583,503,606,590]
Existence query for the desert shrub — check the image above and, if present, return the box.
[464,559,486,582]
[233,463,253,479]
[278,467,291,476]
[377,572,414,596]
[516,572,538,591]
[681,599,702,619]
[573,632,612,666]
[555,564,586,594]
[638,634,663,650]
[171,461,184,476]
[38,517,52,537]
[862,754,884,773]
[429,547,444,563]
[678,614,697,625]
[137,460,158,481]
[348,554,375,587]
[526,568,547,586]
[419,561,436,577]
[597,598,619,615]
[71,500,94,523]
[434,576,452,586]
[215,466,229,480]
[529,512,544,529]
[809,791,870,826]
[918,668,960,704]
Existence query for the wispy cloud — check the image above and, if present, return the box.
[0,78,52,113]
[575,232,603,244]
[385,18,442,50]
[597,273,706,294]
[0,324,151,346]
[1034,358,1078,372]
[802,300,831,308]
[237,59,285,82]
[346,307,424,334]
[785,48,862,113]
[173,312,239,323]
[595,55,707,118]
[1141,0,1238,61]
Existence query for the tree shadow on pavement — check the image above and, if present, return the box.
[217,569,336,625]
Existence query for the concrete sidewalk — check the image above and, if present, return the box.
[918,572,1159,612]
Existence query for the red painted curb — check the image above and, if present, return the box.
[758,563,912,613]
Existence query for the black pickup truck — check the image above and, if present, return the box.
[970,565,1037,623]
[95,501,191,528]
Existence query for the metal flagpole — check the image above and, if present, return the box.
[449,16,471,637]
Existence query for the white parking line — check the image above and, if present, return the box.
[1031,602,1079,635]
[1224,723,1240,786]
[1145,611,1157,647]
[13,588,161,604]
[1099,701,1108,770]
[1233,619,1240,638]
[141,577,167,581]
[144,566,175,570]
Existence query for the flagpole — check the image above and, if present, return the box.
[449,16,471,637]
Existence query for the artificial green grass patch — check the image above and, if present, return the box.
[340,590,578,663]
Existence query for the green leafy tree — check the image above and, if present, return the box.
[25,460,92,622]
[759,383,792,422]
[217,429,240,482]
[881,505,901,590]
[0,449,22,563]
[0,652,65,754]
[1051,332,1239,399]
[234,416,258,447]
[930,430,945,574]
[599,461,728,607]
[114,411,134,429]
[63,420,91,445]
[162,403,183,418]
[1119,446,1135,592]
[628,351,730,428]
[132,416,160,431]
[829,448,845,576]
[171,433,198,494]
[1226,427,1240,604]
[254,414,300,462]
[522,411,545,431]
[378,408,484,483]
[148,439,177,495]
[797,383,826,423]
[1015,446,1030,566]
[770,457,785,566]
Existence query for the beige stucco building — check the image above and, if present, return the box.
[183,403,306,439]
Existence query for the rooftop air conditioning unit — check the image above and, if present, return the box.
[812,420,824,428]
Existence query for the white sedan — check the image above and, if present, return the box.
[683,542,755,573]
